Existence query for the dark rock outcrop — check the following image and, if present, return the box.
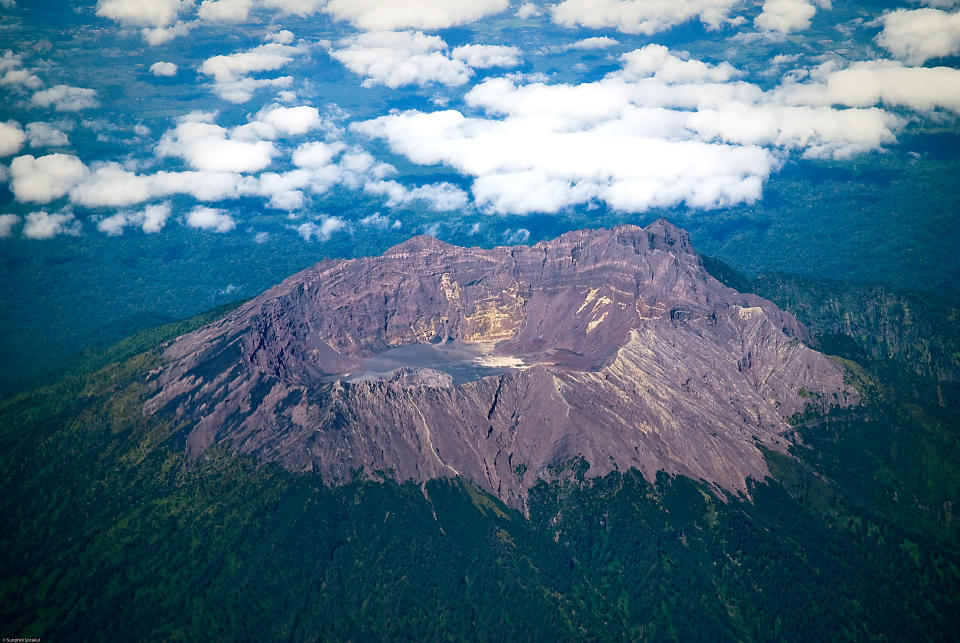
[146,220,855,508]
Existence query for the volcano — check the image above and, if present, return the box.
[146,220,855,508]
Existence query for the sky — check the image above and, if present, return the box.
[0,0,958,391]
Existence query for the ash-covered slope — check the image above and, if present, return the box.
[146,220,855,507]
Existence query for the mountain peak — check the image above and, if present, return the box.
[384,234,456,256]
[147,221,856,508]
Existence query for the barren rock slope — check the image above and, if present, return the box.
[146,220,855,507]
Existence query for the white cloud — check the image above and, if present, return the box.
[239,142,390,209]
[142,22,194,45]
[150,61,178,77]
[0,51,23,73]
[330,31,472,88]
[260,0,325,17]
[516,3,540,18]
[197,0,253,23]
[450,44,522,69]
[0,52,43,90]
[200,42,299,81]
[353,46,914,215]
[0,214,20,238]
[233,105,324,139]
[0,121,25,156]
[296,216,346,241]
[292,140,346,168]
[238,169,313,210]
[565,37,620,50]
[364,180,469,210]
[323,0,508,30]
[22,210,80,239]
[503,228,530,244]
[10,154,88,203]
[550,0,743,35]
[69,163,243,207]
[141,202,173,233]
[199,43,301,102]
[755,0,817,33]
[186,206,235,232]
[876,8,960,65]
[25,122,69,147]
[775,60,960,113]
[156,113,276,173]
[212,76,294,104]
[97,202,172,235]
[265,29,295,44]
[96,0,194,27]
[31,85,99,112]
[356,108,773,214]
[359,212,396,229]
[616,44,739,83]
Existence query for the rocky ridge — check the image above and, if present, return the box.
[145,220,855,508]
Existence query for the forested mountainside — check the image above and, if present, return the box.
[1,267,959,641]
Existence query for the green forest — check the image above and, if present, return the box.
[1,265,959,641]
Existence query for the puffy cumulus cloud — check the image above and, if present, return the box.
[550,0,743,35]
[356,108,773,214]
[156,113,276,173]
[26,122,69,147]
[330,31,472,88]
[22,210,81,239]
[450,44,522,69]
[0,52,43,91]
[260,0,325,17]
[150,61,178,77]
[292,140,347,168]
[0,214,20,238]
[754,0,817,33]
[197,0,253,23]
[359,212,401,229]
[96,0,194,27]
[565,36,620,50]
[353,45,918,215]
[0,121,25,156]
[199,43,301,102]
[323,0,508,31]
[240,143,392,210]
[69,163,243,207]
[876,8,960,65]
[616,44,739,83]
[186,206,235,232]
[503,228,530,244]
[364,180,469,210]
[142,22,194,45]
[1,68,44,90]
[10,154,88,203]
[296,216,346,241]
[232,105,324,140]
[97,202,172,235]
[775,60,960,113]
[516,3,541,18]
[200,42,300,81]
[265,29,295,44]
[31,85,99,112]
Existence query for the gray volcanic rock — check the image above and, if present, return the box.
[145,220,856,508]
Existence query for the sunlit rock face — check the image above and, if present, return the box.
[146,219,856,508]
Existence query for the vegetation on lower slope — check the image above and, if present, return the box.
[1,273,959,640]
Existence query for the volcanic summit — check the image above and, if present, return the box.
[146,220,854,507]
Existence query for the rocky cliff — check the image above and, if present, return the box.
[145,220,855,508]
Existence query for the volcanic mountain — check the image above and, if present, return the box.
[146,220,855,508]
